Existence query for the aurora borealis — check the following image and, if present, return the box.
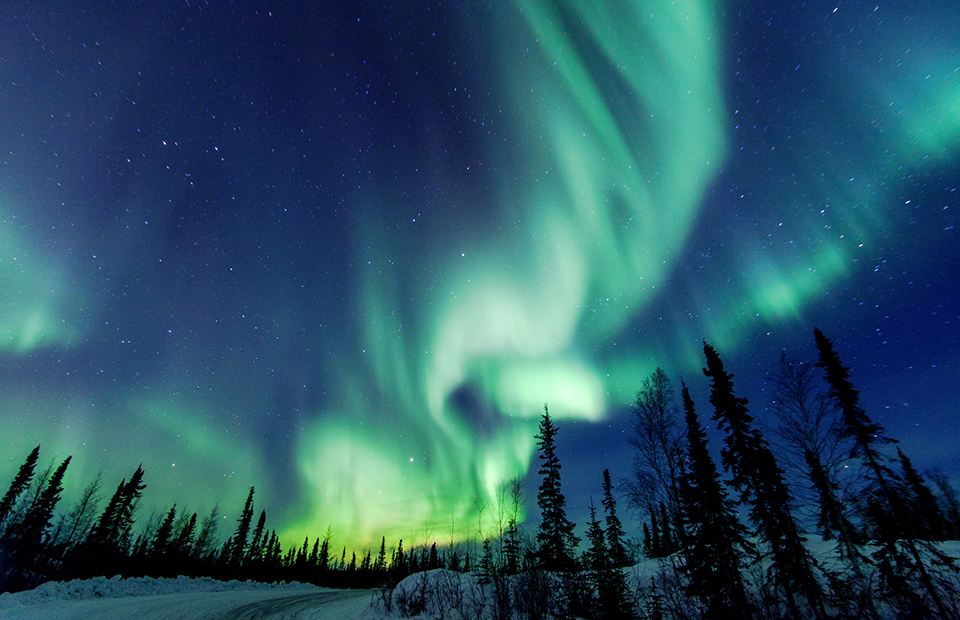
[1,0,958,552]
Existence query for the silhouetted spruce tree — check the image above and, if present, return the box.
[12,456,71,548]
[601,469,629,567]
[814,328,951,619]
[82,465,146,572]
[318,527,332,572]
[1,456,71,591]
[294,536,309,569]
[0,445,40,533]
[52,474,101,554]
[702,344,762,501]
[648,507,663,558]
[192,504,220,563]
[392,539,405,575]
[644,577,665,620]
[677,383,753,618]
[150,505,177,560]
[641,522,652,558]
[225,487,255,569]
[585,498,633,620]
[501,477,524,576]
[309,538,320,568]
[897,448,948,541]
[814,329,892,454]
[929,469,960,539]
[805,449,868,566]
[412,547,424,574]
[374,536,387,572]
[806,448,877,619]
[246,509,267,565]
[584,502,608,613]
[534,405,578,571]
[805,450,858,542]
[658,502,676,556]
[478,538,494,585]
[813,329,901,522]
[703,343,825,619]
[171,512,197,572]
[266,531,282,568]
[503,518,521,574]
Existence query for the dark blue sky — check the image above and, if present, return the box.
[1,0,957,549]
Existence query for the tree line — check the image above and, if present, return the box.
[2,329,959,619]
[614,329,960,619]
[0,449,468,593]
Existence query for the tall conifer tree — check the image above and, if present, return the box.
[318,528,331,571]
[815,328,951,619]
[374,536,386,571]
[1,456,71,589]
[678,383,752,617]
[601,469,629,567]
[192,504,220,561]
[86,465,145,556]
[246,509,267,564]
[150,505,177,559]
[173,512,197,559]
[586,494,633,620]
[584,502,608,616]
[897,448,947,541]
[226,487,255,567]
[805,449,865,561]
[534,405,578,571]
[0,446,40,533]
[703,343,825,619]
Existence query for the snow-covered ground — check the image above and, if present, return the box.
[0,576,381,620]
[3,538,959,619]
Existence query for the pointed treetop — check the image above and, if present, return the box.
[813,328,893,453]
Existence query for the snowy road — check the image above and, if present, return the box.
[210,590,373,620]
[0,588,376,620]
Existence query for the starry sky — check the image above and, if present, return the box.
[1,0,958,552]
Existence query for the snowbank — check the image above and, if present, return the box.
[0,575,380,620]
[0,574,320,609]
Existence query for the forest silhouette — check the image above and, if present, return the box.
[1,330,958,619]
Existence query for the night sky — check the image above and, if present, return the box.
[1,0,958,552]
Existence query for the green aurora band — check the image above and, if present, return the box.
[0,207,81,352]
[0,0,957,554]
[265,0,960,549]
[289,0,728,547]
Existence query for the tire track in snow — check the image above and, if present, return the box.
[210,590,370,619]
